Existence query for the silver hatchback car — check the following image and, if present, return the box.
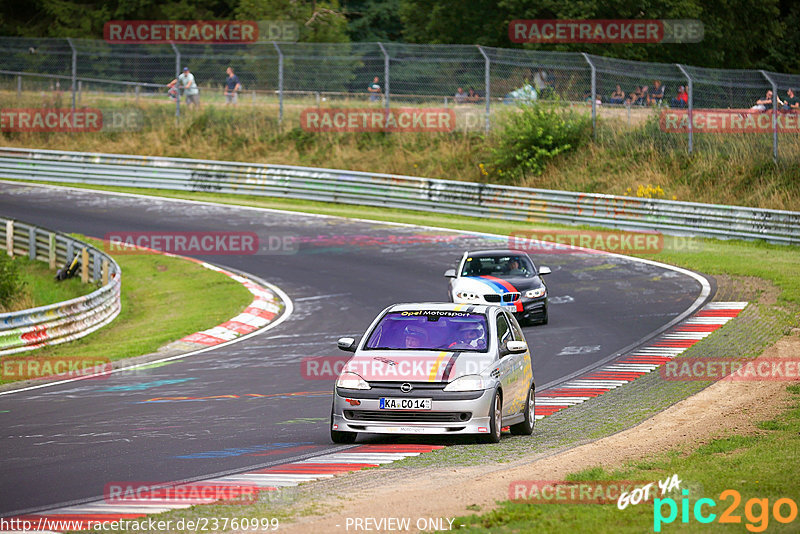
[330,303,535,444]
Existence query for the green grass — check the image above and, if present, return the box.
[1,256,90,312]
[456,385,800,533]
[0,236,253,384]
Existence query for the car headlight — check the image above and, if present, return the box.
[443,375,489,392]
[525,288,546,298]
[336,372,371,390]
[455,291,480,301]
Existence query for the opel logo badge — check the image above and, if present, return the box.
[400,383,413,393]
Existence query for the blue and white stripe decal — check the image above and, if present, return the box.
[464,276,517,306]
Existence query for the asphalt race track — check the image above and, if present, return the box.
[0,182,710,516]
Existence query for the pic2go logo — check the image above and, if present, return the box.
[653,489,798,532]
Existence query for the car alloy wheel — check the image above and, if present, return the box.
[479,390,502,443]
[511,385,535,435]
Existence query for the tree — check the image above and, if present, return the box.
[341,0,403,42]
[236,0,350,42]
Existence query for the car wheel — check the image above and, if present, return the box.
[510,384,535,435]
[478,390,502,444]
[330,404,357,444]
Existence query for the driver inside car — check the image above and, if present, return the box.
[448,323,486,350]
[404,325,428,349]
[506,258,526,276]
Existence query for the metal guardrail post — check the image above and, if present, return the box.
[170,43,181,119]
[477,46,491,133]
[66,38,76,113]
[760,70,779,163]
[273,42,284,127]
[676,64,693,155]
[28,227,36,260]
[581,53,596,140]
[81,248,89,283]
[49,233,56,269]
[377,42,390,112]
[5,220,13,257]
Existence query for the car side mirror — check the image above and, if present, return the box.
[538,266,551,276]
[501,340,527,356]
[337,337,357,352]
[444,269,456,278]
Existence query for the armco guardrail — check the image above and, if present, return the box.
[0,216,121,356]
[0,147,797,245]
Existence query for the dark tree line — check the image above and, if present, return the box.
[1,0,797,73]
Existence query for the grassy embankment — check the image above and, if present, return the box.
[1,91,798,211]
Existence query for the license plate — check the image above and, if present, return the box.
[379,397,432,410]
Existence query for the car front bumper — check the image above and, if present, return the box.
[518,297,547,320]
[331,387,496,435]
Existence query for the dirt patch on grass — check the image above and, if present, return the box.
[276,333,800,534]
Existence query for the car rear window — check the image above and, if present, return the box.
[364,311,489,352]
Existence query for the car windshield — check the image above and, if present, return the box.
[461,255,535,278]
[365,311,489,352]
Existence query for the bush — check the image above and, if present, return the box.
[0,254,25,308]
[488,103,591,182]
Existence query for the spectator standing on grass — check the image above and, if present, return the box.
[168,67,200,108]
[782,89,799,112]
[454,87,467,104]
[224,67,241,105]
[609,85,625,104]
[368,76,381,102]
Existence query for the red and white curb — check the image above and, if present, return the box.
[533,301,748,419]
[2,445,442,532]
[174,258,283,347]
